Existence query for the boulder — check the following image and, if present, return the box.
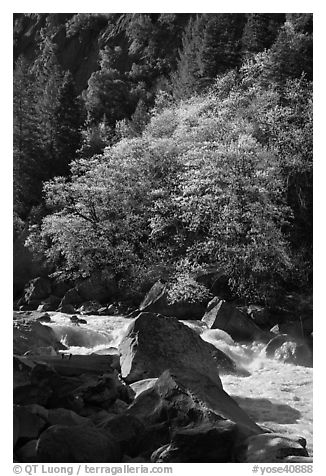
[265,334,313,367]
[130,378,158,398]
[97,414,145,456]
[51,280,71,298]
[24,277,52,303]
[234,433,309,462]
[77,300,102,315]
[13,321,66,355]
[151,420,239,462]
[202,297,271,342]
[59,288,83,307]
[76,272,116,303]
[60,304,76,314]
[28,354,118,377]
[13,410,20,447]
[36,424,121,463]
[47,408,90,427]
[24,346,58,357]
[15,439,38,463]
[119,312,222,386]
[20,301,41,311]
[247,305,272,327]
[127,368,262,437]
[35,313,52,323]
[139,281,206,319]
[13,405,47,441]
[38,295,61,312]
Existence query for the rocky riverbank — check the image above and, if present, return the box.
[13,309,312,463]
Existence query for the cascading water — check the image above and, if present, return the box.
[45,312,313,455]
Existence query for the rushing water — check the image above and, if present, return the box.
[45,312,313,455]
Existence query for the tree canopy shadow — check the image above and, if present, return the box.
[231,395,301,424]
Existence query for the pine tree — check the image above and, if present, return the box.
[201,14,247,77]
[171,16,206,99]
[31,32,64,171]
[53,71,84,177]
[13,57,44,217]
[241,14,285,58]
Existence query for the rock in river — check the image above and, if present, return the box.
[119,312,223,385]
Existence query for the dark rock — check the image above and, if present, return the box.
[15,439,38,463]
[59,288,83,307]
[97,306,110,316]
[47,408,90,427]
[265,334,313,366]
[38,295,61,312]
[234,433,309,462]
[36,424,121,463]
[13,321,66,355]
[151,420,239,462]
[24,277,52,303]
[139,281,206,320]
[282,456,313,463]
[202,297,271,342]
[119,312,222,386]
[37,304,53,312]
[13,405,47,441]
[13,355,35,389]
[13,410,20,447]
[78,300,102,315]
[76,272,116,303]
[125,309,142,319]
[130,378,158,398]
[28,354,117,377]
[107,304,118,315]
[270,324,280,334]
[60,304,76,314]
[20,300,41,311]
[97,414,145,456]
[207,342,251,377]
[36,313,52,323]
[127,368,262,437]
[24,346,58,357]
[51,280,71,298]
[247,305,271,327]
[136,422,171,457]
[279,319,313,339]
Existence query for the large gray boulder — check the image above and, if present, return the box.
[119,312,223,385]
[13,321,66,355]
[202,297,270,342]
[139,281,206,320]
[127,369,262,437]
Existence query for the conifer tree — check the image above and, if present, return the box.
[171,16,206,99]
[201,14,247,77]
[241,14,285,58]
[13,57,43,217]
[31,31,64,171]
[53,71,84,177]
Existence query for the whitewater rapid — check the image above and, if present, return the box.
[45,312,313,455]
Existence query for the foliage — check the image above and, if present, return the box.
[15,14,312,304]
[26,60,311,303]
